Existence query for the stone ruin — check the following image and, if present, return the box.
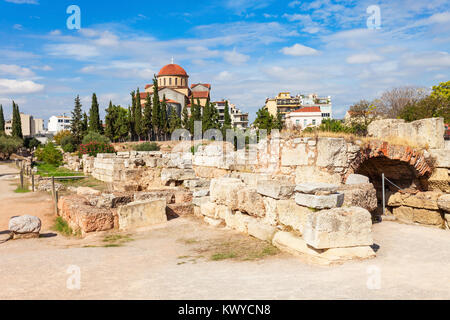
[55,117,449,264]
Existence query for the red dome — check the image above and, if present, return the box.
[157,64,188,77]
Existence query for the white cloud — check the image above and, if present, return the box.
[346,53,384,64]
[223,49,249,65]
[13,24,23,30]
[281,44,319,56]
[0,79,44,94]
[32,65,52,71]
[49,30,62,36]
[215,71,233,81]
[403,51,450,68]
[46,43,101,59]
[0,64,35,77]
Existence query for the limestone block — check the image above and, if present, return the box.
[257,180,295,199]
[204,216,224,227]
[76,187,101,196]
[247,220,278,242]
[160,168,196,185]
[277,200,311,233]
[210,178,245,209]
[224,211,253,233]
[303,207,373,249]
[295,166,342,185]
[295,182,339,194]
[272,231,322,257]
[237,188,266,217]
[316,138,347,167]
[118,199,167,230]
[429,149,450,168]
[319,246,376,263]
[338,183,378,212]
[393,206,444,226]
[215,205,232,220]
[388,191,441,210]
[427,168,449,193]
[438,194,450,212]
[345,174,370,185]
[295,193,344,210]
[281,143,309,166]
[192,196,211,207]
[193,189,210,198]
[230,172,271,188]
[200,201,217,218]
[262,197,278,226]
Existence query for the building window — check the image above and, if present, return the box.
[175,78,178,86]
[169,78,172,85]
[312,119,316,126]
[164,78,166,86]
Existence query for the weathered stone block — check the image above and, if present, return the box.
[316,138,347,167]
[9,215,41,234]
[160,168,196,185]
[200,201,217,218]
[393,206,444,226]
[438,194,450,212]
[281,143,309,166]
[295,182,339,194]
[193,189,210,198]
[204,216,224,227]
[429,149,450,168]
[338,183,378,212]
[237,187,266,217]
[295,166,342,185]
[118,199,167,230]
[303,207,373,249]
[277,200,311,233]
[247,220,277,242]
[345,174,370,185]
[295,192,344,209]
[388,191,441,210]
[272,231,322,257]
[210,178,245,209]
[224,211,253,233]
[257,180,295,199]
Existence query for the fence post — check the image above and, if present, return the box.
[382,173,385,215]
[32,174,35,192]
[54,190,59,215]
[20,169,24,189]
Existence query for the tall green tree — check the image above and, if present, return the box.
[181,103,189,131]
[116,106,129,142]
[142,92,153,141]
[160,96,168,140]
[253,107,277,134]
[88,93,101,133]
[11,101,23,139]
[70,95,84,144]
[129,91,136,140]
[151,76,161,140]
[168,106,182,135]
[135,88,143,140]
[431,80,450,100]
[0,105,5,135]
[104,101,116,142]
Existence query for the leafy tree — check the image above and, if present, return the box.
[274,110,283,131]
[104,101,116,142]
[223,101,232,130]
[129,90,136,140]
[431,80,450,100]
[24,137,41,150]
[168,106,182,135]
[88,93,102,133]
[181,103,189,131]
[0,135,23,158]
[135,88,143,140]
[82,131,111,145]
[82,112,88,135]
[399,95,450,123]
[151,76,161,140]
[11,101,23,139]
[253,107,277,134]
[160,96,168,140]
[0,105,5,135]
[142,92,153,141]
[35,142,63,166]
[53,130,72,145]
[70,95,84,144]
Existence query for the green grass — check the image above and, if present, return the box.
[14,185,30,193]
[59,176,109,193]
[36,163,84,177]
[211,252,237,261]
[53,217,75,236]
[102,233,134,247]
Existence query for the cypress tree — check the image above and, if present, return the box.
[135,88,142,141]
[202,100,212,132]
[0,105,5,135]
[116,106,129,142]
[11,101,23,139]
[181,103,189,131]
[168,106,182,135]
[142,93,153,141]
[70,95,83,144]
[104,101,115,142]
[129,91,136,140]
[82,112,88,135]
[151,76,161,140]
[88,93,101,133]
[160,95,168,140]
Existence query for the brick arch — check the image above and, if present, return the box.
[345,140,433,182]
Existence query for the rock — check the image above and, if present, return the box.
[204,216,224,227]
[295,193,344,210]
[429,149,450,168]
[200,201,217,218]
[38,180,65,192]
[316,138,347,167]
[281,143,309,166]
[118,199,167,230]
[387,191,441,210]
[192,196,211,207]
[9,215,41,234]
[193,189,210,198]
[96,193,133,209]
[320,246,376,263]
[76,187,101,196]
[247,220,277,242]
[215,205,232,220]
[295,166,342,185]
[295,183,339,194]
[345,174,370,185]
[393,206,444,226]
[160,168,196,185]
[224,211,253,233]
[236,187,266,217]
[272,231,322,257]
[277,200,311,234]
[427,168,449,193]
[437,194,450,212]
[256,180,295,199]
[210,178,245,209]
[230,172,271,188]
[338,183,378,212]
[303,207,373,249]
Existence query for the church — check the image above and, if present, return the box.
[139,62,211,117]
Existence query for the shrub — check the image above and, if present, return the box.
[24,137,41,150]
[0,135,23,158]
[53,130,72,145]
[60,135,77,153]
[62,143,76,153]
[134,142,160,151]
[35,142,63,166]
[82,132,111,145]
[78,141,115,157]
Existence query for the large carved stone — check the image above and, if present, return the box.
[438,194,450,212]
[387,191,442,210]
[393,206,444,226]
[338,183,378,212]
[118,199,167,230]
[295,193,344,210]
[257,180,295,199]
[316,138,347,167]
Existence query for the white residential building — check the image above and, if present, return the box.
[285,106,326,130]
[213,100,249,129]
[48,115,72,134]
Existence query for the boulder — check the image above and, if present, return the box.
[236,188,266,217]
[437,194,450,212]
[303,207,373,249]
[338,183,378,212]
[210,178,245,209]
[295,183,339,194]
[118,199,167,230]
[345,174,370,185]
[295,193,344,210]
[9,215,41,234]
[257,180,295,199]
[247,220,277,242]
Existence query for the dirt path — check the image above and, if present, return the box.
[0,163,449,300]
[0,163,55,232]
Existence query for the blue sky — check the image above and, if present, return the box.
[0,0,449,123]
